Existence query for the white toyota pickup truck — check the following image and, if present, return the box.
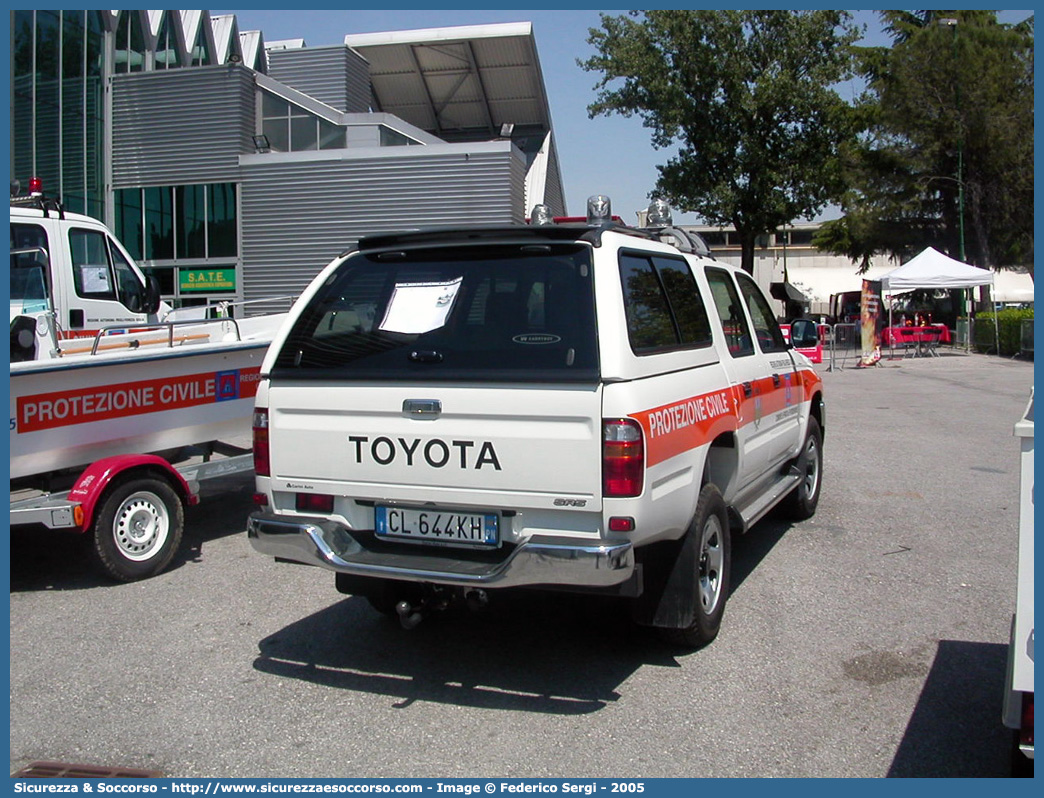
[248,198,825,647]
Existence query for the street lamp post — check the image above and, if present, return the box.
[939,16,971,352]
[938,17,966,263]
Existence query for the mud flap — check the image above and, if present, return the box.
[629,531,699,630]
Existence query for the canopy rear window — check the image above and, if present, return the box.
[272,243,599,382]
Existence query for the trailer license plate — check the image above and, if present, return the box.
[375,506,498,547]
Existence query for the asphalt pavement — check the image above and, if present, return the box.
[8,350,1034,778]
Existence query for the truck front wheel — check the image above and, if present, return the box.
[90,477,184,582]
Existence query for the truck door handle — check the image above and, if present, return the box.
[742,382,753,398]
[772,374,781,388]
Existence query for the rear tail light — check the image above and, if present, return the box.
[1020,692,1034,748]
[603,418,644,498]
[252,408,270,477]
[296,493,335,513]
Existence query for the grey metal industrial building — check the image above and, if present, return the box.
[10,10,566,314]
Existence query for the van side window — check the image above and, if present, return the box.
[619,252,711,355]
[10,222,49,259]
[69,228,117,299]
[68,228,146,311]
[110,238,147,312]
[705,267,754,358]
[10,223,52,312]
[735,272,788,353]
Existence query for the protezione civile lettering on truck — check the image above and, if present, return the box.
[248,197,825,648]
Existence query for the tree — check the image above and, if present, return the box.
[818,10,1034,273]
[580,10,861,273]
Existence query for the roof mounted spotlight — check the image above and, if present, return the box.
[227,52,243,64]
[252,134,271,153]
[587,195,613,226]
[499,123,515,138]
[646,198,673,227]
[530,204,554,225]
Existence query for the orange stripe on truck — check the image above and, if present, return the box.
[633,370,821,467]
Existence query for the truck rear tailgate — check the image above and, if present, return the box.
[267,382,603,512]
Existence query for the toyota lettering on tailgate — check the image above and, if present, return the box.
[347,435,502,470]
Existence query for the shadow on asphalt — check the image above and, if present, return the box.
[888,639,1012,777]
[253,591,688,715]
[729,516,791,596]
[250,511,801,713]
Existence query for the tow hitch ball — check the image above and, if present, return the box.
[394,591,449,630]
[395,600,424,630]
[394,589,489,629]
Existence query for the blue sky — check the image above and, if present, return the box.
[215,8,1032,225]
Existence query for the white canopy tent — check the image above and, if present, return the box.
[879,247,997,352]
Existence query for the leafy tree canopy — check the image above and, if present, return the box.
[581,10,861,273]
[817,10,1034,272]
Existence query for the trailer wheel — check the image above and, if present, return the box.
[91,477,184,582]
[658,483,731,649]
[781,416,823,520]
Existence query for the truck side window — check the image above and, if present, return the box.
[619,252,711,354]
[705,267,753,358]
[735,272,788,353]
[653,256,712,348]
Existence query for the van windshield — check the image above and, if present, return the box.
[272,242,599,383]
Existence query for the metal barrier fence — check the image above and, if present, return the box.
[822,323,859,371]
[819,322,969,370]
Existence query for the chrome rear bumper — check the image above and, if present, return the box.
[247,512,634,590]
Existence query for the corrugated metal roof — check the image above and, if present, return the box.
[343,23,552,139]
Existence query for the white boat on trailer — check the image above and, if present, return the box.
[10,311,288,582]
[11,313,280,479]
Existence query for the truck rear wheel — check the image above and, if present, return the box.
[658,483,731,649]
[782,416,822,520]
[90,477,184,582]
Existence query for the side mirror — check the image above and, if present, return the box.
[142,275,162,315]
[790,318,819,348]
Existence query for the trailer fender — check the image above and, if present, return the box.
[67,455,196,532]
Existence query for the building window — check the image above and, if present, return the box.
[144,186,174,260]
[115,183,238,261]
[208,184,237,258]
[176,185,206,259]
[379,126,420,147]
[11,11,105,220]
[261,90,346,152]
[114,11,147,74]
[155,13,182,70]
[115,189,144,260]
[788,229,815,247]
[191,23,213,66]
[320,119,344,149]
